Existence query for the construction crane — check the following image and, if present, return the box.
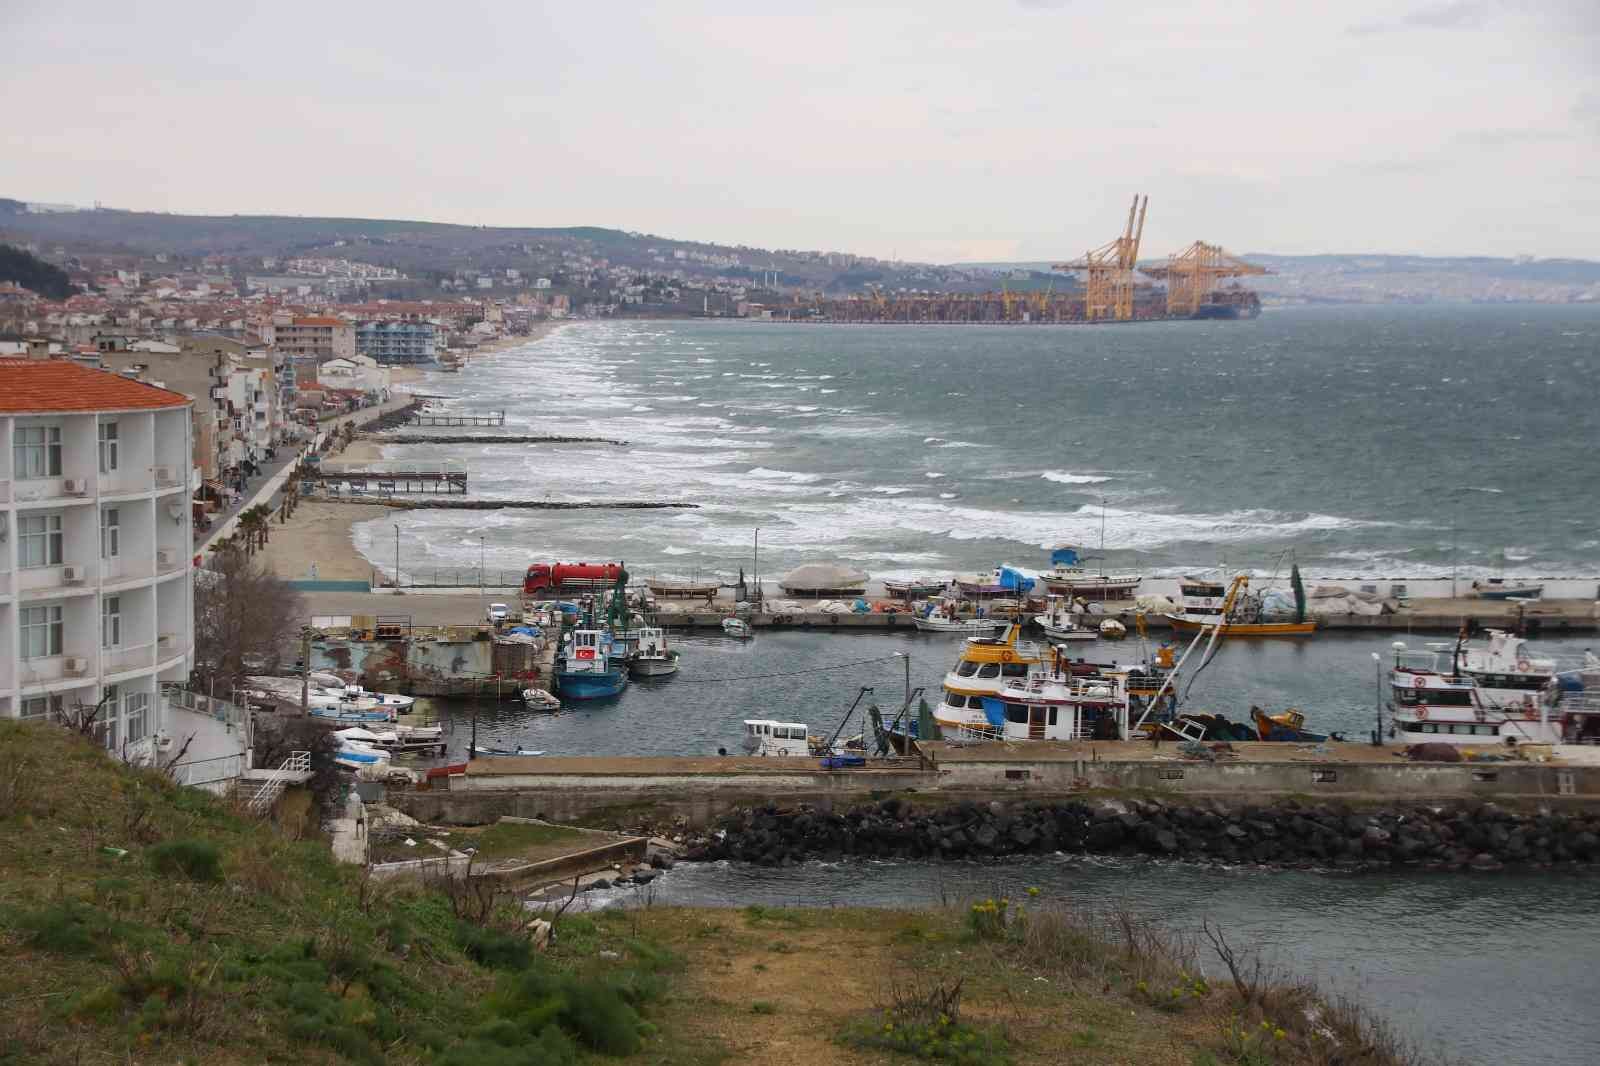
[1144,241,1268,317]
[1053,194,1148,322]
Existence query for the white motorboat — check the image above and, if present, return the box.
[469,744,547,757]
[721,617,752,638]
[914,607,1005,635]
[333,724,444,753]
[1386,634,1572,746]
[629,626,681,676]
[522,687,562,711]
[333,738,391,771]
[1033,596,1097,641]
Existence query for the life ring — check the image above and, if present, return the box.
[1412,675,1427,690]
[1416,707,1428,721]
[1516,658,1531,673]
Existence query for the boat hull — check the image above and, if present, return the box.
[556,667,628,699]
[630,654,680,677]
[1166,615,1316,638]
[1473,586,1544,601]
[916,618,1004,634]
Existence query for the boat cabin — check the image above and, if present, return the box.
[565,628,609,673]
[743,719,810,757]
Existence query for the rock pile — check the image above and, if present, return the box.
[686,797,1600,872]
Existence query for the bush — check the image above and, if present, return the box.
[13,900,119,956]
[147,839,223,882]
[488,967,650,1056]
[843,1013,1009,1065]
[455,922,533,971]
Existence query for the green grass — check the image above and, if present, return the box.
[468,819,593,859]
[0,721,681,1065]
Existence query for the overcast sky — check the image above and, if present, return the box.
[3,0,1596,262]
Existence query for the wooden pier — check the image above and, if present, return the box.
[407,409,506,428]
[304,460,468,495]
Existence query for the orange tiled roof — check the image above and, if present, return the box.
[0,359,191,412]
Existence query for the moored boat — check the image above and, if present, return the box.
[1165,572,1316,638]
[1038,546,1141,602]
[469,744,547,757]
[629,627,681,677]
[555,627,629,700]
[1471,578,1544,601]
[522,687,562,711]
[884,576,948,599]
[1032,596,1097,641]
[914,606,1004,635]
[953,564,1034,599]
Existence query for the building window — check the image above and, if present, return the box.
[20,604,64,659]
[101,508,120,559]
[102,596,122,648]
[99,421,119,473]
[19,514,64,568]
[19,696,50,720]
[13,425,63,479]
[125,691,150,743]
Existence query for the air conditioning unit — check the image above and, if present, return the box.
[62,564,86,584]
[156,548,177,567]
[63,477,88,496]
[63,656,88,675]
[154,465,175,483]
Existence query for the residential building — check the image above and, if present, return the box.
[316,356,391,395]
[355,319,437,364]
[0,357,196,766]
[272,314,355,361]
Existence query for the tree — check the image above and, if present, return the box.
[192,546,304,690]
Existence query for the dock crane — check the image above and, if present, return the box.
[1053,194,1148,322]
[1142,241,1268,317]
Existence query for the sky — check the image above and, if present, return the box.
[3,0,1597,262]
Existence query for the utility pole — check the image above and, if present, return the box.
[393,523,401,591]
[1370,651,1383,745]
[300,626,313,713]
[479,535,485,619]
[752,527,760,605]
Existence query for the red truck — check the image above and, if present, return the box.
[522,561,625,596]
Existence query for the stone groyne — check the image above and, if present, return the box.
[688,796,1600,872]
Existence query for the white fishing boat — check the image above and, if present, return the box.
[721,617,752,638]
[1038,545,1142,602]
[883,576,948,599]
[1387,635,1567,746]
[317,682,414,713]
[629,626,681,676]
[937,668,1134,743]
[308,700,396,724]
[934,623,1047,727]
[1470,578,1544,601]
[522,687,562,711]
[915,605,1005,634]
[1032,596,1097,641]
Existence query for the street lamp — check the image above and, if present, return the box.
[479,535,485,616]
[1370,651,1384,745]
[393,524,401,591]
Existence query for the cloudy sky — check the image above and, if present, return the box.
[3,0,1596,261]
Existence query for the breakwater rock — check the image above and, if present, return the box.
[687,798,1600,872]
[372,434,629,446]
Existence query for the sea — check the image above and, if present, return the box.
[352,305,1600,588]
[353,307,1600,1064]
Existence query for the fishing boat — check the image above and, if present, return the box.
[647,577,720,601]
[953,564,1035,599]
[915,606,1004,635]
[1032,596,1097,641]
[1386,636,1567,746]
[333,725,446,755]
[1470,578,1544,601]
[942,668,1134,742]
[318,683,414,713]
[333,738,391,771]
[629,627,681,677]
[1154,707,1331,743]
[555,627,629,700]
[721,617,752,638]
[1165,572,1316,637]
[1038,545,1141,602]
[522,687,562,711]
[884,576,948,599]
[1250,706,1329,742]
[933,623,1046,728]
[308,701,397,724]
[469,744,547,757]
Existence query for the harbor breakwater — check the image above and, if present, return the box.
[687,796,1600,872]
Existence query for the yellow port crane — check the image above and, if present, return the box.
[1053,194,1148,322]
[1144,241,1268,317]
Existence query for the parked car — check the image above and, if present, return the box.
[486,602,510,624]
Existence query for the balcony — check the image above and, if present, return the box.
[12,476,95,505]
[0,477,10,503]
[101,557,155,585]
[18,652,95,688]
[156,548,186,575]
[103,642,156,675]
[17,562,94,596]
[0,570,10,598]
[154,465,184,489]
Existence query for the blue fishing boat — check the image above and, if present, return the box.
[555,627,629,700]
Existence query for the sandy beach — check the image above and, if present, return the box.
[257,500,393,584]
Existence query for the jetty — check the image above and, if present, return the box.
[303,459,468,494]
[407,409,505,428]
[372,434,629,446]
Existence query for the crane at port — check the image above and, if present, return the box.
[1053,193,1148,322]
[1143,241,1268,317]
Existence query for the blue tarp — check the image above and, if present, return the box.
[852,599,870,613]
[509,625,542,637]
[997,566,1035,593]
[1050,547,1079,568]
[980,696,1007,728]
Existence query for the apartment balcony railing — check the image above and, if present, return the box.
[18,651,96,687]
[0,570,11,597]
[101,557,155,583]
[12,476,96,504]
[0,477,10,503]
[17,561,94,594]
[103,642,156,674]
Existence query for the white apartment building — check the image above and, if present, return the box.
[1,358,197,765]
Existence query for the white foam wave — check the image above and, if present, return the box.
[747,467,821,484]
[1041,471,1112,485]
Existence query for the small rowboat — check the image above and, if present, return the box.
[469,744,546,758]
[722,618,752,638]
[522,687,562,711]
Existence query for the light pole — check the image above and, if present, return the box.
[393,524,400,591]
[479,535,486,618]
[1371,651,1384,745]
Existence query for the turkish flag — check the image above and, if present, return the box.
[576,648,596,660]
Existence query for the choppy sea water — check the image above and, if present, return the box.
[352,306,1600,586]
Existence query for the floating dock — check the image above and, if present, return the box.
[303,460,469,494]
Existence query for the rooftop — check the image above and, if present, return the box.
[0,358,191,413]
